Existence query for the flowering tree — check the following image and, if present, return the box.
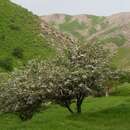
[0,43,118,119]
[0,59,52,120]
[51,44,114,113]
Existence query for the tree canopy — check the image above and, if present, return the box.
[0,43,121,120]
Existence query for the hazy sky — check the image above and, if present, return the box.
[11,0,130,16]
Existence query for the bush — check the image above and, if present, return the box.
[12,47,24,59]
[0,34,5,41]
[9,23,20,31]
[0,58,13,71]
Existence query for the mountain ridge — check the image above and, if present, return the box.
[41,12,130,70]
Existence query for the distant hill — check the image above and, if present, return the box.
[41,13,130,70]
[0,0,75,71]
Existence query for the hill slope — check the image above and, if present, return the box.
[41,13,130,70]
[0,0,76,71]
[0,0,54,71]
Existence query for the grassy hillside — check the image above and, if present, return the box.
[112,48,130,70]
[42,14,130,70]
[0,83,130,130]
[0,0,56,71]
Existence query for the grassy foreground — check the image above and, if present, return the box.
[0,83,130,130]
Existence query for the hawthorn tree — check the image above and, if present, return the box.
[0,59,53,120]
[50,43,115,113]
[66,44,111,112]
[0,43,118,118]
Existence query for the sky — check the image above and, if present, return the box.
[11,0,130,16]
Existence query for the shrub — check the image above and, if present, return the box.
[0,34,5,41]
[9,23,20,31]
[0,57,13,71]
[12,47,24,59]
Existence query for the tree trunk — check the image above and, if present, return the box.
[77,102,81,113]
[64,102,74,114]
[66,105,74,114]
[105,90,109,97]
[105,87,109,97]
[76,96,84,114]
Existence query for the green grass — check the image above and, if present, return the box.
[65,15,72,22]
[59,19,86,34]
[0,83,130,130]
[97,34,127,47]
[88,15,105,25]
[88,27,97,35]
[0,0,56,71]
[58,16,87,42]
[112,47,130,69]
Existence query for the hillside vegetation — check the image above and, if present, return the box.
[0,0,56,71]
